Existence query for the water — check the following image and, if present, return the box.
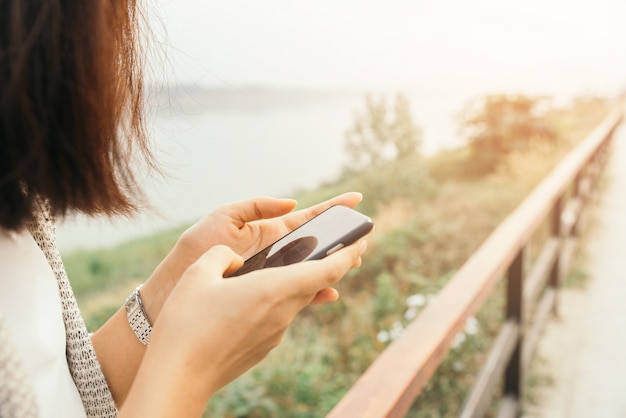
[56,87,465,252]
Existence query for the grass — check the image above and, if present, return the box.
[62,224,186,330]
[63,96,614,417]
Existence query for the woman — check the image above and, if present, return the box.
[0,1,367,417]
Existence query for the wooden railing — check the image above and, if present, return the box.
[327,104,624,418]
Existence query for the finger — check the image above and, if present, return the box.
[321,191,364,209]
[220,197,298,228]
[189,245,245,280]
[309,288,339,305]
[268,239,367,297]
[284,192,364,230]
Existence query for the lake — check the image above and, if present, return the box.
[56,86,467,252]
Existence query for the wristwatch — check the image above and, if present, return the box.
[124,284,152,346]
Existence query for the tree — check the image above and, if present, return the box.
[459,94,558,175]
[340,93,431,212]
[344,93,422,170]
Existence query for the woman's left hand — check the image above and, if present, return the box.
[178,191,363,262]
[141,192,363,320]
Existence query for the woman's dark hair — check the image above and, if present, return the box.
[0,0,153,230]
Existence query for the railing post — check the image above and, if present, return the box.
[571,172,582,237]
[549,196,563,315]
[588,141,610,204]
[503,247,525,415]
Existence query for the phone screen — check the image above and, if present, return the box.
[227,205,373,277]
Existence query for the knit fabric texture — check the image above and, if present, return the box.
[0,204,118,417]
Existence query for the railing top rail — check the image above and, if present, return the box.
[328,105,624,418]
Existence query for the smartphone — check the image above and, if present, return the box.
[227,205,374,277]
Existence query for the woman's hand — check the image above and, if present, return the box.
[119,239,367,417]
[177,191,364,263]
[93,192,365,406]
[143,192,363,319]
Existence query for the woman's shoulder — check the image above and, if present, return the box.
[0,227,45,266]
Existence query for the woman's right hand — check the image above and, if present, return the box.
[119,239,367,417]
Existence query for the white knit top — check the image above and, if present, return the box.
[0,204,117,418]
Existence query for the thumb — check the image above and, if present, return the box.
[270,239,367,298]
[188,245,245,281]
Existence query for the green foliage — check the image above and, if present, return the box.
[408,281,505,417]
[204,373,278,418]
[64,225,185,299]
[294,94,432,218]
[84,304,119,331]
[294,154,433,219]
[374,271,402,322]
[343,154,434,215]
[426,146,473,182]
[344,93,422,170]
[458,94,559,176]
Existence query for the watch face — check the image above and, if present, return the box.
[125,292,139,314]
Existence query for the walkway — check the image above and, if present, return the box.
[527,121,626,417]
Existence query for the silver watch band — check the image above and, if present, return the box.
[124,284,152,346]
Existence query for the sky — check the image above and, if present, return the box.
[149,0,626,99]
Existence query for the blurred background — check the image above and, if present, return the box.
[60,2,626,416]
[56,0,626,251]
[55,0,626,251]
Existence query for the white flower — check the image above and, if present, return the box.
[406,294,426,308]
[452,332,466,349]
[390,321,404,340]
[404,307,418,321]
[465,317,479,335]
[377,330,390,343]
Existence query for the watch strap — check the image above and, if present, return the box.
[124,284,152,346]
